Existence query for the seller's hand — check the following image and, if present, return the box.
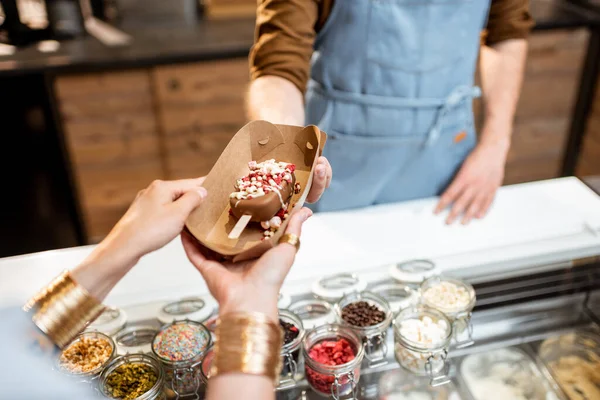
[182,208,313,321]
[306,156,332,203]
[435,141,507,224]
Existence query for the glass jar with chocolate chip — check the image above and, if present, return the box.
[277,309,305,390]
[99,353,166,400]
[335,291,393,367]
[302,324,364,399]
[58,331,116,384]
[151,320,211,398]
[420,276,476,348]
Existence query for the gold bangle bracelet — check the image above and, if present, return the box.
[23,270,105,349]
[211,312,283,385]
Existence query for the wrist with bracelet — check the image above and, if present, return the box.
[23,270,105,349]
[211,311,283,385]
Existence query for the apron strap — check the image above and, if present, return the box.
[425,85,482,146]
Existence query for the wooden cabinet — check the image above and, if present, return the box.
[55,70,165,242]
[55,60,249,242]
[152,59,249,179]
[577,73,600,177]
[504,30,588,184]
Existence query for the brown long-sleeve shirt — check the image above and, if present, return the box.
[250,0,534,93]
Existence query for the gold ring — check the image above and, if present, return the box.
[278,233,300,252]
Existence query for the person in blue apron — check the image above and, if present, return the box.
[247,0,533,224]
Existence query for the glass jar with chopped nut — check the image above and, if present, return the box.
[420,276,476,348]
[58,331,116,383]
[99,353,166,400]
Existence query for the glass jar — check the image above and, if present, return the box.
[335,291,393,367]
[420,276,476,348]
[538,331,600,400]
[151,320,211,397]
[57,331,116,385]
[199,345,214,385]
[371,282,419,315]
[115,325,159,355]
[393,306,452,386]
[157,296,216,325]
[302,324,364,399]
[99,353,166,400]
[461,347,561,400]
[289,299,336,330]
[311,273,367,302]
[278,309,305,390]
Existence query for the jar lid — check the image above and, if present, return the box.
[157,296,216,325]
[311,273,367,302]
[378,369,452,398]
[289,299,336,330]
[115,325,158,355]
[370,283,419,313]
[86,307,127,336]
[389,259,439,283]
[278,292,292,309]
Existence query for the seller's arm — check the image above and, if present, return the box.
[247,0,331,198]
[246,0,319,126]
[436,0,533,224]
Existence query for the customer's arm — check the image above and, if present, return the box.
[436,0,533,224]
[182,208,313,400]
[1,178,208,399]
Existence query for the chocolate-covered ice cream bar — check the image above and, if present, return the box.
[228,160,298,238]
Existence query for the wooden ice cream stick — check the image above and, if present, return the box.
[228,214,252,239]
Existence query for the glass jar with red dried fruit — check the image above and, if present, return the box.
[277,309,305,390]
[302,324,364,399]
[335,291,393,368]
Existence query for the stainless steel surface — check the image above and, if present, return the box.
[102,259,600,399]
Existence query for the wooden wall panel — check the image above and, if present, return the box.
[152,59,249,180]
[55,70,164,242]
[503,29,588,185]
[577,79,600,177]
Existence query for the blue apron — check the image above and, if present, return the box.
[306,0,491,212]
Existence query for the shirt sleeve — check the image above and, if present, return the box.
[0,307,96,399]
[250,0,320,93]
[485,0,535,45]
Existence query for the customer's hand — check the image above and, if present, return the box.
[182,208,313,321]
[435,141,507,224]
[306,157,332,203]
[73,178,207,299]
[103,178,208,260]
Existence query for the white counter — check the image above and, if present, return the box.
[1,177,599,309]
